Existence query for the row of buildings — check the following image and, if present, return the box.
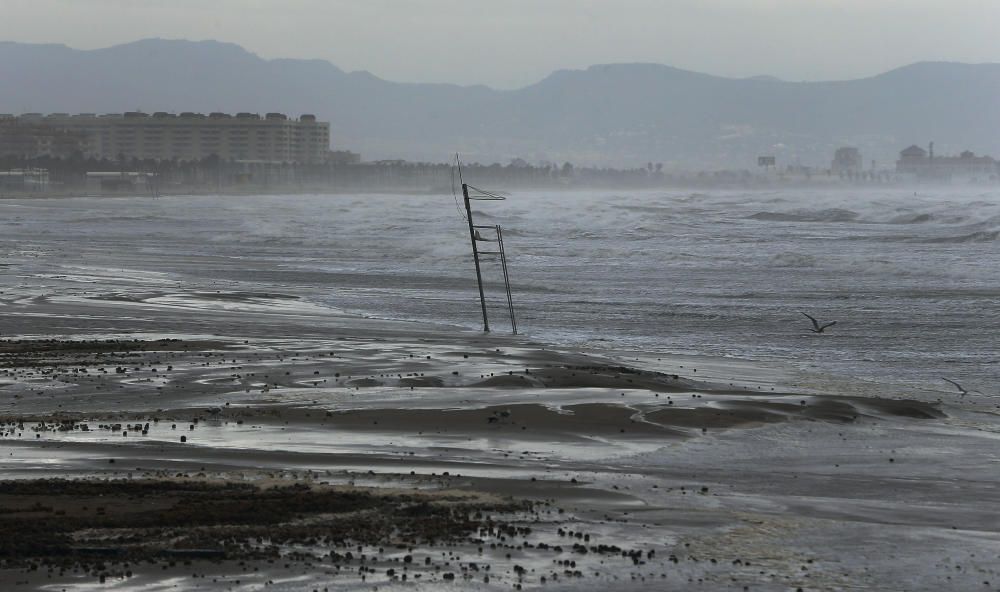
[3,111,997,187]
[0,111,330,164]
[895,142,997,182]
[829,144,998,183]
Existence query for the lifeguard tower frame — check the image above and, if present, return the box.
[455,158,517,334]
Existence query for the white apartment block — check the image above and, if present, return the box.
[5,112,330,164]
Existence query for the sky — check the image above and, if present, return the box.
[1,0,998,89]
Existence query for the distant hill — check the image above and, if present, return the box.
[1,38,998,168]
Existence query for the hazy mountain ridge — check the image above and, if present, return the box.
[1,38,998,167]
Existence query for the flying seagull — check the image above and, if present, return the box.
[801,312,837,333]
[941,378,969,396]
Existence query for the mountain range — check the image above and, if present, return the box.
[1,38,998,168]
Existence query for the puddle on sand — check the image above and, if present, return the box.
[4,419,673,467]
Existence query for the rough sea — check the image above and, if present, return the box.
[3,187,998,393]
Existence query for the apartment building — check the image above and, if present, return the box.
[0,118,90,159]
[1,112,330,164]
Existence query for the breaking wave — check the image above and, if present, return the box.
[887,213,934,224]
[747,208,860,222]
[770,252,817,268]
[923,230,1000,244]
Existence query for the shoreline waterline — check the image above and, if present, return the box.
[1,187,998,590]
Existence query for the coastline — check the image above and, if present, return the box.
[0,175,959,201]
[1,286,996,591]
[2,186,999,590]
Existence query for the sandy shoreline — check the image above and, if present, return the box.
[2,283,998,591]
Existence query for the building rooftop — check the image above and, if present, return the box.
[14,112,321,122]
[900,145,927,157]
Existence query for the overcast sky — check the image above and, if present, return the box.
[2,0,998,88]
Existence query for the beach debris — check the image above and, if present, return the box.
[801,312,837,333]
[487,409,513,424]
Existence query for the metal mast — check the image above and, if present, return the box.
[462,180,491,332]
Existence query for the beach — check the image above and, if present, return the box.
[1,190,999,590]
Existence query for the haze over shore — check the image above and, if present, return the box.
[2,38,998,167]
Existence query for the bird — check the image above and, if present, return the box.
[941,378,970,396]
[801,312,837,333]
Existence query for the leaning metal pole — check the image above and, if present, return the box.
[496,225,517,334]
[463,182,490,332]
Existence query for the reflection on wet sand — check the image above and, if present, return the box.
[2,188,1000,590]
[2,317,992,591]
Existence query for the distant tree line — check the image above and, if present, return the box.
[0,151,783,193]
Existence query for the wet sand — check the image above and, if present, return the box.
[1,288,999,590]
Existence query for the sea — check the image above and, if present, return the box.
[2,187,999,393]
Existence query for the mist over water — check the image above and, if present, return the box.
[3,188,999,392]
